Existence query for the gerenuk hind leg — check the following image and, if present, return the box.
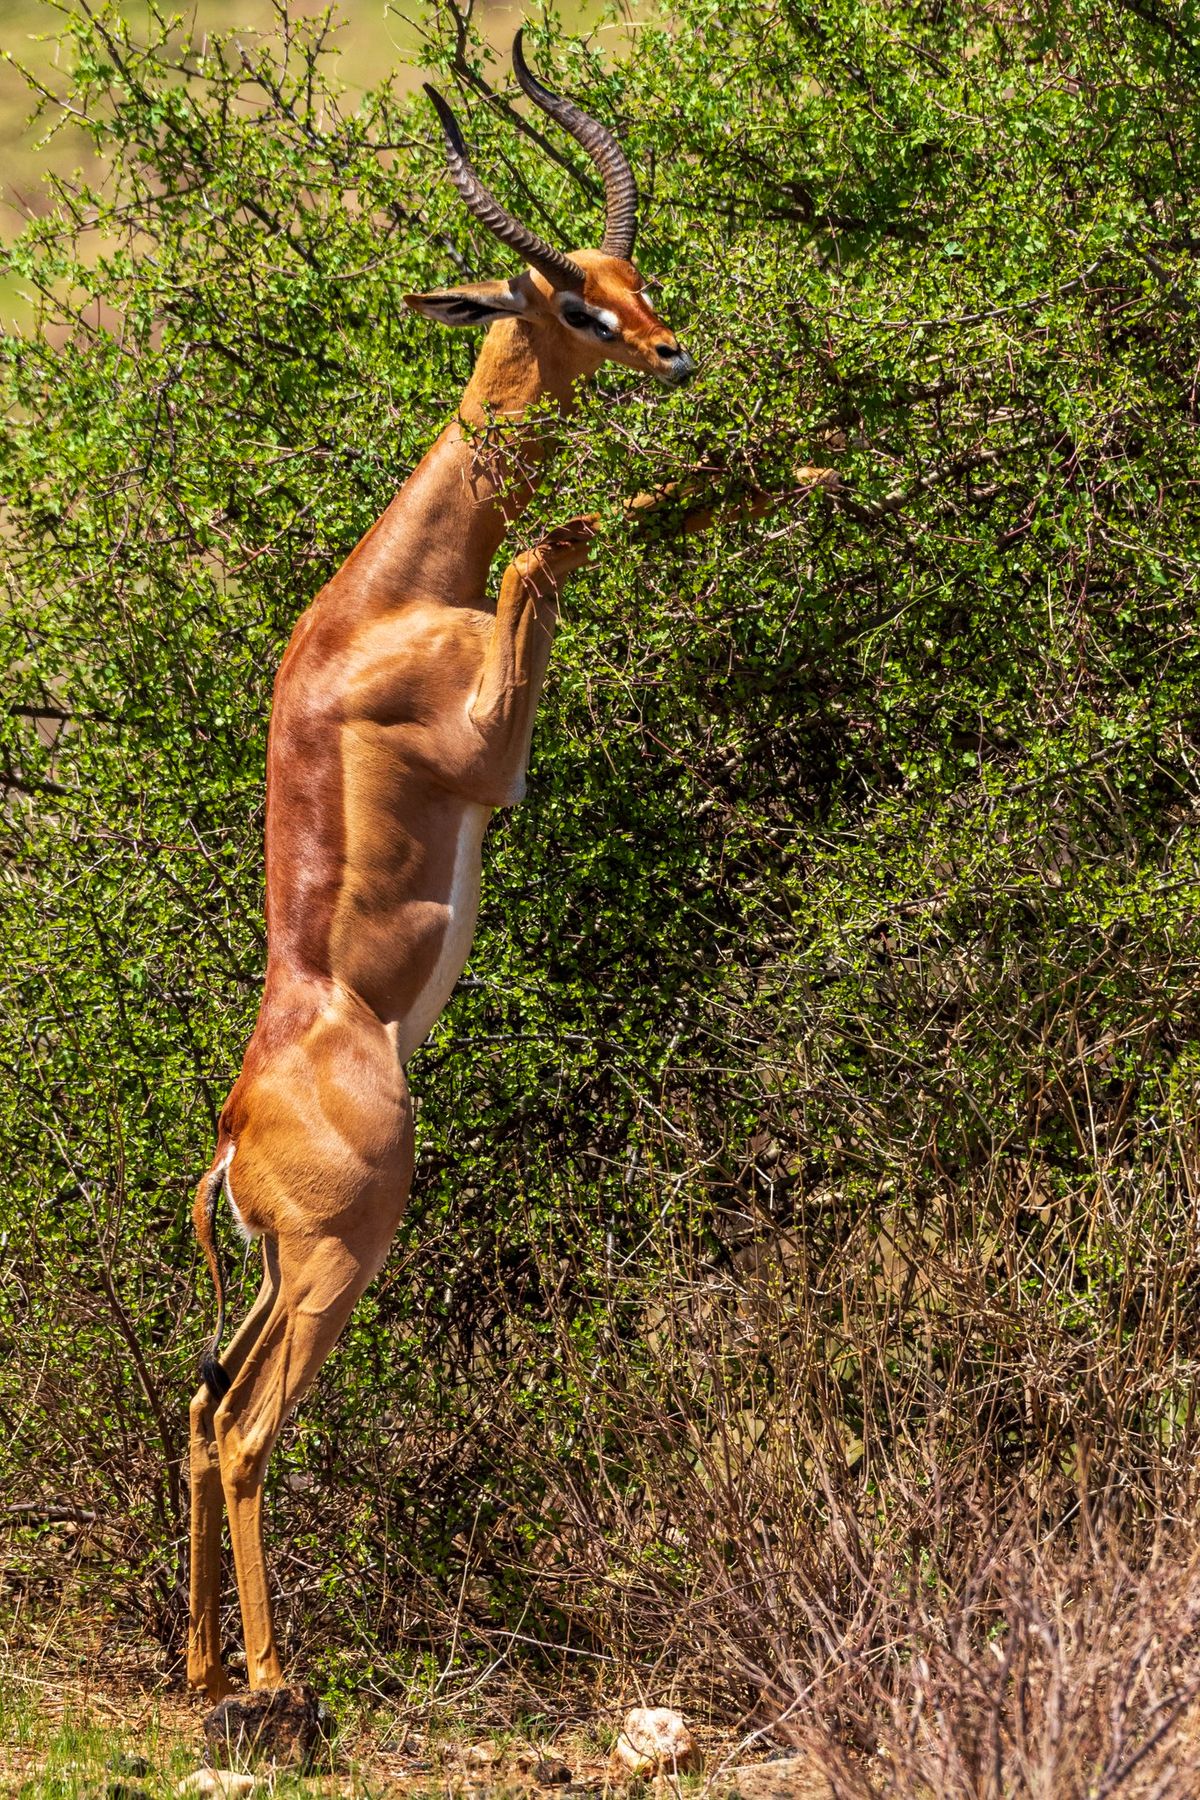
[187,1237,281,1699]
[211,1230,389,1688]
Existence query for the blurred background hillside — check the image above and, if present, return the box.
[0,0,621,314]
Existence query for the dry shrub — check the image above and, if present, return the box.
[371,1175,1200,1792]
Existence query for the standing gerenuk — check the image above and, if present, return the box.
[185,35,697,1700]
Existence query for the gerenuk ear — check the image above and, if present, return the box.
[403,279,529,329]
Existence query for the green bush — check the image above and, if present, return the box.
[2,0,1200,1750]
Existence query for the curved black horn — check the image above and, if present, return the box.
[511,31,638,261]
[424,84,586,292]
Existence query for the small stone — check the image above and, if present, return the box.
[533,1759,573,1786]
[176,1774,257,1799]
[202,1684,331,1770]
[615,1709,700,1776]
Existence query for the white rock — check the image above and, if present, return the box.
[177,1772,258,1798]
[615,1708,700,1775]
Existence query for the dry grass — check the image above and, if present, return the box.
[0,1660,782,1798]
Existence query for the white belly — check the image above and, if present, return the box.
[390,805,488,1064]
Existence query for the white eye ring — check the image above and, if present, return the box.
[560,300,619,341]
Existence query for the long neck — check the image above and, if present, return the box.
[344,317,598,608]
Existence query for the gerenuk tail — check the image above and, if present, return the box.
[193,1165,231,1400]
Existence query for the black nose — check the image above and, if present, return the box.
[659,347,697,386]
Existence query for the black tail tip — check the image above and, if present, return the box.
[201,1351,231,1400]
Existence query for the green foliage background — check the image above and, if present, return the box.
[2,0,1200,1710]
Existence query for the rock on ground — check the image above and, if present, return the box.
[614,1708,701,1775]
[531,1758,572,1786]
[202,1685,331,1770]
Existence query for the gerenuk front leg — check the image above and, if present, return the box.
[466,516,600,806]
